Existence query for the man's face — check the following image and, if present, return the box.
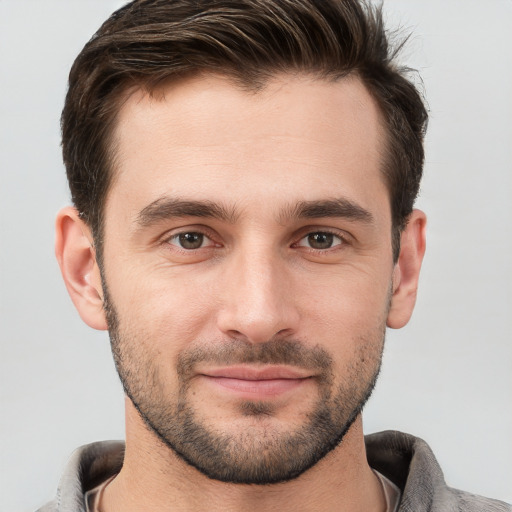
[101,74,395,484]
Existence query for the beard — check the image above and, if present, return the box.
[104,288,385,485]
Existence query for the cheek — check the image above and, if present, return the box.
[106,261,221,350]
[298,266,391,358]
[301,263,392,321]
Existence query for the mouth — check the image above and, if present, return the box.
[198,366,313,398]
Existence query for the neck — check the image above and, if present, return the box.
[102,400,385,512]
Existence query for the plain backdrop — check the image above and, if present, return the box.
[1,1,511,510]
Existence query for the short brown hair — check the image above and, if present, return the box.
[62,0,427,261]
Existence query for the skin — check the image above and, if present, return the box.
[56,73,426,512]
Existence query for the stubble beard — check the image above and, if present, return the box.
[104,289,385,485]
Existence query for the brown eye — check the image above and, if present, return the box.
[297,232,342,250]
[169,232,207,250]
[180,232,204,249]
[308,233,333,249]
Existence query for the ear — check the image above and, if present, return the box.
[387,209,427,329]
[55,207,108,330]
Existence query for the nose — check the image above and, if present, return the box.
[216,247,300,344]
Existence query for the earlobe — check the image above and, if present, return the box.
[55,207,108,330]
[387,209,427,329]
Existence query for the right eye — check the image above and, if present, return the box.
[167,232,213,250]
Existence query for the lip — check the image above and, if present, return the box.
[199,366,313,398]
[202,365,312,380]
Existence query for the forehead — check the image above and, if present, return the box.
[108,73,388,222]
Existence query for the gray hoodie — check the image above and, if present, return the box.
[37,431,511,512]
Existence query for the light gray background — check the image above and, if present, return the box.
[1,1,511,510]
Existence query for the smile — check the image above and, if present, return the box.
[199,366,313,398]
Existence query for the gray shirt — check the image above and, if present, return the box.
[37,430,512,512]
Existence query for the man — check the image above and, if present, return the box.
[39,0,511,511]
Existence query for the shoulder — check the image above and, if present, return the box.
[450,490,512,512]
[365,430,511,512]
[35,441,125,512]
[420,487,512,512]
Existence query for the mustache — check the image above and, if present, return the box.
[177,338,333,378]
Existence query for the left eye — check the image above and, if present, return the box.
[297,232,343,250]
[168,232,211,250]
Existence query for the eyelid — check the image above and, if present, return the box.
[292,227,352,247]
[161,225,221,248]
[168,232,214,249]
[296,232,343,249]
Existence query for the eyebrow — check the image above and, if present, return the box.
[282,198,374,224]
[135,196,374,229]
[136,197,238,227]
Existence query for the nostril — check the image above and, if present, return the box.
[226,329,244,339]
[276,328,294,338]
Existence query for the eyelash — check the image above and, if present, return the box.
[293,230,348,252]
[162,227,349,253]
[164,227,218,253]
